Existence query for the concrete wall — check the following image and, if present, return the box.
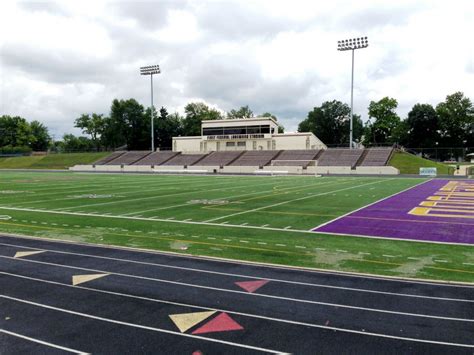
[173,136,202,153]
[70,164,399,176]
[355,166,400,175]
[222,166,261,174]
[272,133,327,150]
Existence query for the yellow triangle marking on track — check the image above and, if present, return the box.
[72,274,108,286]
[169,311,216,333]
[14,251,45,258]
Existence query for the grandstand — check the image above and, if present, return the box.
[162,153,208,166]
[358,147,393,166]
[74,116,397,175]
[105,151,151,165]
[194,151,244,166]
[229,150,281,167]
[271,149,321,167]
[317,148,363,168]
[94,151,125,165]
[132,151,179,166]
[73,147,397,175]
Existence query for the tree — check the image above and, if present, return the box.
[182,102,223,136]
[75,113,106,150]
[227,105,254,119]
[261,112,284,133]
[0,115,35,148]
[298,100,362,146]
[29,120,51,151]
[107,98,148,150]
[365,97,401,145]
[436,92,474,148]
[152,107,183,150]
[59,134,95,152]
[404,104,440,148]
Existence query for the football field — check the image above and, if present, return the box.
[0,171,473,283]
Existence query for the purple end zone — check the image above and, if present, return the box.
[313,179,474,244]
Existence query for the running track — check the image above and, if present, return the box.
[0,235,473,354]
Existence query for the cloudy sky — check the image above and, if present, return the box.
[1,0,473,138]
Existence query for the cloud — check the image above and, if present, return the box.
[1,0,473,136]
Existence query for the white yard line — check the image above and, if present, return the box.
[0,205,314,233]
[0,329,88,354]
[4,274,474,349]
[120,177,336,216]
[204,179,391,223]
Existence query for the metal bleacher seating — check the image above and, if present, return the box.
[359,148,393,166]
[195,151,244,166]
[271,149,321,167]
[162,153,208,166]
[229,150,281,167]
[132,151,179,166]
[94,151,126,165]
[317,149,363,168]
[105,151,151,165]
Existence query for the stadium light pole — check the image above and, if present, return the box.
[140,64,161,152]
[337,37,368,149]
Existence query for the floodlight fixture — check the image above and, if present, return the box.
[140,65,161,75]
[140,64,161,152]
[337,36,369,149]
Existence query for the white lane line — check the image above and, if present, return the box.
[2,234,473,289]
[2,273,474,349]
[463,262,474,266]
[0,294,280,354]
[383,255,395,258]
[205,179,390,222]
[0,329,88,354]
[5,256,472,319]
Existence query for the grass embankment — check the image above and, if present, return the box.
[389,151,454,175]
[0,152,109,170]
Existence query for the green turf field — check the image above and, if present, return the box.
[0,171,472,283]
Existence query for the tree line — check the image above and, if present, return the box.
[72,101,283,151]
[1,91,472,159]
[299,92,474,151]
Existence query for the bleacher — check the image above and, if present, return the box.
[318,149,364,168]
[271,150,321,167]
[105,151,151,165]
[133,151,179,166]
[359,148,393,166]
[162,153,208,166]
[229,150,281,167]
[94,151,126,165]
[195,151,244,166]
[93,148,393,169]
